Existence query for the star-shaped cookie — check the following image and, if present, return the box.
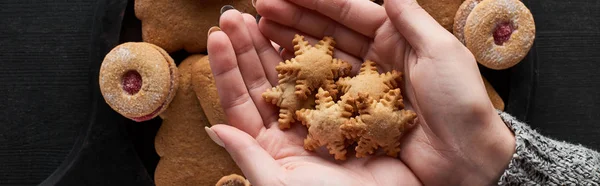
[296,88,354,160]
[337,60,401,102]
[275,35,352,100]
[263,74,315,129]
[341,89,417,158]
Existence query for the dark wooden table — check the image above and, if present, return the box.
[0,0,598,185]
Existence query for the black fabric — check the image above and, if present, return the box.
[0,0,95,184]
[519,0,600,150]
[0,0,598,185]
[0,0,153,185]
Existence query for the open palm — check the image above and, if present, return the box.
[207,9,420,186]
[250,0,516,185]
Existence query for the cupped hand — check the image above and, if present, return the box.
[254,0,516,185]
[206,9,421,186]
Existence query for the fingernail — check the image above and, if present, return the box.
[205,126,225,147]
[252,0,257,7]
[208,26,221,36]
[220,5,235,15]
[255,14,262,24]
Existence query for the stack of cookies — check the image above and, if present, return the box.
[263,35,418,160]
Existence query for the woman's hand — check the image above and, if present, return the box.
[254,0,516,185]
[206,9,421,186]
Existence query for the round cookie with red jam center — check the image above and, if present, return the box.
[455,0,535,70]
[99,42,179,122]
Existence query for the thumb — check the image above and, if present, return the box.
[384,0,454,53]
[205,124,283,185]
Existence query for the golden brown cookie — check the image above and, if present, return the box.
[483,77,505,111]
[341,89,417,158]
[275,35,352,100]
[453,0,483,44]
[189,55,227,125]
[417,0,465,31]
[337,60,401,104]
[455,0,536,70]
[135,0,256,53]
[216,174,251,186]
[296,88,354,160]
[99,42,178,122]
[154,55,241,186]
[263,74,316,129]
[264,34,351,129]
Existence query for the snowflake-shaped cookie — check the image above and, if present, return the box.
[263,74,315,129]
[341,89,417,158]
[296,88,354,160]
[337,60,401,102]
[275,35,352,100]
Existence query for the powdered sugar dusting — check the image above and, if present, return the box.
[113,46,135,63]
[465,0,535,69]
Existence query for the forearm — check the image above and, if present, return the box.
[497,111,600,185]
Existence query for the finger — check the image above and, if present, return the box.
[258,19,363,75]
[220,10,279,126]
[364,19,408,73]
[241,13,282,86]
[256,0,371,58]
[268,0,387,38]
[207,31,263,137]
[384,0,453,53]
[208,125,284,185]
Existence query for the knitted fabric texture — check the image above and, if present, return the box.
[497,112,600,185]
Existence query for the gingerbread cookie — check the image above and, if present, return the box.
[337,60,401,103]
[275,35,352,100]
[341,89,417,158]
[135,0,256,53]
[190,55,227,125]
[154,55,241,186]
[455,0,536,70]
[99,42,178,122]
[417,0,464,31]
[216,174,251,186]
[262,74,316,129]
[296,88,354,160]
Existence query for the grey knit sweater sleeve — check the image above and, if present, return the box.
[497,112,600,185]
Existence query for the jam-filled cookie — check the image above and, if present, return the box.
[454,0,535,70]
[99,42,178,122]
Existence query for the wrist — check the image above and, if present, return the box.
[459,112,516,185]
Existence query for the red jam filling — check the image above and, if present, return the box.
[122,70,142,95]
[131,105,163,122]
[493,22,514,45]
